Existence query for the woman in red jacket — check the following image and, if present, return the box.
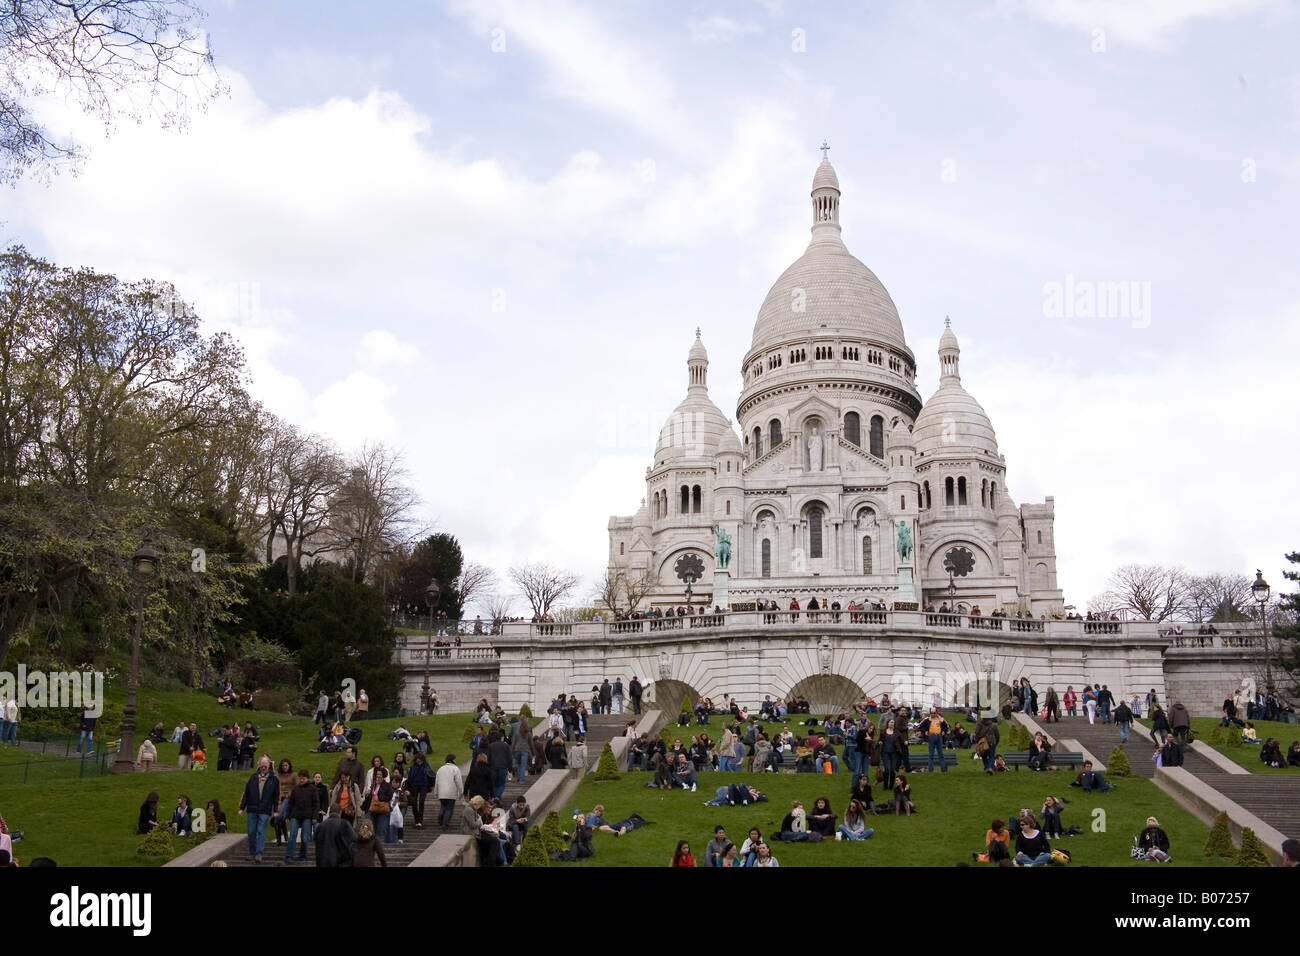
[670,839,695,867]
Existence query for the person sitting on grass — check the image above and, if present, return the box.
[652,754,675,790]
[670,839,696,867]
[1040,795,1065,839]
[1013,811,1053,866]
[582,805,650,838]
[674,753,698,791]
[137,792,160,834]
[808,796,837,837]
[705,825,729,866]
[778,802,809,841]
[554,813,594,862]
[1069,760,1112,793]
[1259,738,1285,769]
[893,772,914,816]
[1287,741,1300,768]
[739,827,763,866]
[849,775,874,811]
[973,818,1012,863]
[991,754,1009,773]
[1135,816,1171,862]
[753,842,780,867]
[170,795,193,837]
[950,723,971,749]
[1242,722,1261,745]
[837,799,875,841]
[715,842,741,867]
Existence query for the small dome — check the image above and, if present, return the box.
[655,397,732,463]
[688,329,708,363]
[812,159,840,192]
[914,383,999,458]
[888,417,913,448]
[997,490,1018,520]
[719,426,742,455]
[939,316,959,352]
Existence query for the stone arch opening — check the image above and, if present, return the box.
[786,674,867,714]
[643,678,703,718]
[951,676,1015,711]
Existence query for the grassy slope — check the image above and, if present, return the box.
[1,684,485,867]
[1188,717,1300,775]
[563,744,1229,868]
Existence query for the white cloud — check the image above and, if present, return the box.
[360,330,421,367]
[688,16,762,43]
[999,0,1282,50]
[307,371,400,451]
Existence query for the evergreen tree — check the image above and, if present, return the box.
[1203,811,1234,858]
[592,742,621,780]
[1107,746,1132,777]
[511,827,550,867]
[539,810,565,855]
[1235,827,1271,867]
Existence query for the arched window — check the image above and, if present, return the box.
[680,485,689,514]
[862,536,873,574]
[725,500,731,515]
[990,482,998,507]
[692,485,702,514]
[869,415,884,458]
[769,419,782,448]
[844,411,861,446]
[945,477,955,506]
[808,507,823,559]
[653,492,660,519]
[923,481,931,509]
[958,476,967,506]
[981,479,988,508]
[726,460,731,472]
[619,542,624,555]
[1037,530,1042,545]
[761,539,771,577]
[752,427,762,457]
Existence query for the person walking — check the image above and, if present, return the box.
[1169,701,1192,748]
[925,709,948,774]
[332,746,365,788]
[178,722,198,771]
[1083,685,1098,725]
[486,732,511,800]
[629,675,643,715]
[2,695,19,745]
[342,685,357,723]
[1113,699,1133,743]
[434,753,464,830]
[406,752,432,828]
[600,679,613,716]
[1098,684,1115,724]
[237,756,281,864]
[77,709,97,755]
[511,716,532,784]
[1044,687,1060,723]
[285,769,319,861]
[363,767,394,843]
[613,677,625,715]
[314,690,329,725]
[136,737,157,771]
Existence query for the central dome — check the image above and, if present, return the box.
[750,157,910,355]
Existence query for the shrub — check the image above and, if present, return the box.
[539,810,565,855]
[252,689,292,715]
[137,827,175,859]
[1203,811,1234,858]
[1235,828,1271,867]
[592,742,621,781]
[1207,725,1227,746]
[1107,746,1132,778]
[461,722,483,744]
[680,696,692,716]
[511,827,550,867]
[1006,723,1030,751]
[1225,730,1243,748]
[519,704,533,720]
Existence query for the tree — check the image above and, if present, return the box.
[621,569,657,614]
[393,533,462,618]
[1182,573,1252,623]
[0,246,252,668]
[509,562,582,619]
[1092,564,1188,622]
[455,562,497,618]
[1271,551,1300,696]
[272,429,344,597]
[327,443,422,584]
[483,591,515,625]
[1203,811,1234,859]
[594,569,623,615]
[1,0,224,184]
[1234,828,1271,867]
[591,742,620,780]
[1106,746,1132,778]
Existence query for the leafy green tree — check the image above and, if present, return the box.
[394,533,463,618]
[592,742,621,780]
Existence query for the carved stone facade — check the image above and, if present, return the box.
[607,157,1065,616]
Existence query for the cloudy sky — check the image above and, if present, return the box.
[5,0,1299,611]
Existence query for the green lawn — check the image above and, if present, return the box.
[1189,717,1300,775]
[0,686,490,867]
[562,748,1229,868]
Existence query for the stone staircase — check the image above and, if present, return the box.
[1052,715,1222,779]
[580,714,631,769]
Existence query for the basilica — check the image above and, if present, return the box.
[607,155,1066,617]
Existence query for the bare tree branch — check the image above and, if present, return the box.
[508,561,581,620]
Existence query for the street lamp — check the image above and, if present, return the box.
[423,580,441,714]
[112,538,160,774]
[1251,569,1272,694]
[980,657,996,717]
[349,535,362,583]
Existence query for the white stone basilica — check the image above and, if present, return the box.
[607,156,1065,616]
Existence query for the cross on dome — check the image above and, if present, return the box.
[820,139,830,160]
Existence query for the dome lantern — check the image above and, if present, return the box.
[939,316,960,382]
[811,139,841,237]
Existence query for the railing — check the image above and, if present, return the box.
[1169,633,1262,650]
[1084,621,1121,635]
[396,645,499,665]
[690,614,727,628]
[1008,619,1045,633]
[392,614,502,635]
[926,613,962,628]
[849,610,888,625]
[535,623,572,637]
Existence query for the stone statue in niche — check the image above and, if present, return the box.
[807,425,823,472]
[658,651,672,679]
[818,638,833,674]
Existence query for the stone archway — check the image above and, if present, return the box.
[787,674,868,714]
[952,676,1014,711]
[643,678,703,719]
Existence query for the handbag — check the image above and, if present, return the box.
[370,800,391,814]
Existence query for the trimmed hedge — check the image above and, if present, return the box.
[1235,828,1271,867]
[592,742,621,781]
[1203,811,1234,859]
[1107,746,1132,778]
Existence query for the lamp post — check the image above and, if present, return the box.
[112,539,160,774]
[1251,569,1272,695]
[423,580,441,714]
[349,535,362,583]
[980,657,995,717]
